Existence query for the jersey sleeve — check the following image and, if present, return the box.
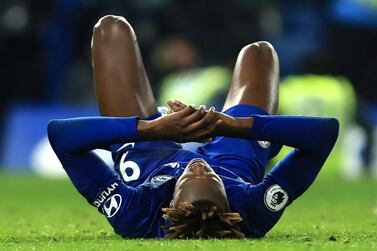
[241,115,339,237]
[47,116,154,238]
[47,116,140,193]
[250,115,339,199]
[236,176,285,237]
[48,116,139,153]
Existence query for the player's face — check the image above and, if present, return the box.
[171,158,230,212]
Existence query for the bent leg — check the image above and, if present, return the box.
[91,15,157,117]
[223,41,279,114]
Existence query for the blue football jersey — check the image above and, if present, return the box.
[48,104,339,238]
[107,141,265,237]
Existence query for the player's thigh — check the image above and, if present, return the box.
[91,15,157,117]
[223,41,279,114]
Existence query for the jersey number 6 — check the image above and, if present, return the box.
[118,143,140,182]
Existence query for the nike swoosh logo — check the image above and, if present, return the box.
[116,142,135,152]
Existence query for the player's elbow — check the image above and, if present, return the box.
[326,118,339,145]
[319,118,340,150]
[47,119,67,151]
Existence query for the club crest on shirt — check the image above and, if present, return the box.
[264,184,289,212]
[163,162,180,169]
[151,175,174,187]
[102,194,122,218]
[258,141,271,149]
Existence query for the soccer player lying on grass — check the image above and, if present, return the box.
[47,15,339,239]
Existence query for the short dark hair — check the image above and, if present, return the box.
[162,200,245,239]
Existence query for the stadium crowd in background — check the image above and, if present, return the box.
[1,0,377,178]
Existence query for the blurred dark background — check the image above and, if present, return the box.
[1,0,377,178]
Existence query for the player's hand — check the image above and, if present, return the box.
[138,104,221,142]
[166,100,217,142]
[167,100,250,138]
[167,100,187,113]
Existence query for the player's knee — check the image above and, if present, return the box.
[239,41,276,61]
[92,15,135,40]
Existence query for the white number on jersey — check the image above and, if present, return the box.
[117,143,140,182]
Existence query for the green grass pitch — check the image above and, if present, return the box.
[0,172,376,251]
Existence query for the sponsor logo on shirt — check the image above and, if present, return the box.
[102,194,122,218]
[93,182,119,208]
[264,184,289,212]
[258,141,271,149]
